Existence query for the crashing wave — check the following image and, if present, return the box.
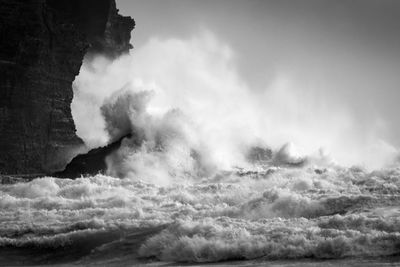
[1,165,400,264]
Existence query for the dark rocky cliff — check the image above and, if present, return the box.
[0,0,134,175]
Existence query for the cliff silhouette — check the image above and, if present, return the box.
[0,0,134,175]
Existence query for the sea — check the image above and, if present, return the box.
[1,164,400,266]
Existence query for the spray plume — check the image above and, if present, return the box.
[71,30,398,183]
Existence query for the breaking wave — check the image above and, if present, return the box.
[2,32,400,266]
[1,166,400,265]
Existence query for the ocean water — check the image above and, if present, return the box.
[1,165,400,266]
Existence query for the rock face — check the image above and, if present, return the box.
[53,134,131,179]
[0,0,134,175]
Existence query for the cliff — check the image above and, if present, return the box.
[0,0,135,175]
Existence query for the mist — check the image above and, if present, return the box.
[118,0,400,145]
[72,30,398,181]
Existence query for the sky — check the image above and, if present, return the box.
[111,0,400,165]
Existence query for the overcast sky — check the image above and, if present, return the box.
[117,0,400,148]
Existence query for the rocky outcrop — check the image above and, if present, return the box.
[0,0,134,175]
[53,134,131,178]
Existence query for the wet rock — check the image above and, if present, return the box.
[53,134,132,178]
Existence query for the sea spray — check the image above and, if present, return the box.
[72,31,398,176]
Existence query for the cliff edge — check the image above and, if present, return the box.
[0,0,134,175]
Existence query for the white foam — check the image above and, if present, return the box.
[1,166,400,263]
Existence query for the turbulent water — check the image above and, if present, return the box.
[3,32,400,266]
[1,163,400,266]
